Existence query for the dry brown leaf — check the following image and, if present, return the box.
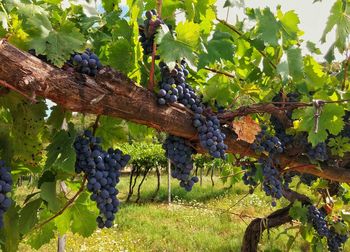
[232,116,261,143]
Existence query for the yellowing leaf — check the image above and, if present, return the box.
[232,116,261,143]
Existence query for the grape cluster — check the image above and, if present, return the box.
[74,130,130,228]
[340,111,350,138]
[139,9,164,55]
[157,61,191,105]
[71,49,102,76]
[283,171,296,189]
[0,160,12,228]
[300,173,317,186]
[327,226,348,252]
[250,127,284,206]
[308,205,330,237]
[259,158,283,206]
[307,142,328,162]
[157,61,227,159]
[163,135,199,191]
[308,206,349,251]
[242,163,258,189]
[251,126,284,155]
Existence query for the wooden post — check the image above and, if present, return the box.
[57,232,66,252]
[168,159,171,204]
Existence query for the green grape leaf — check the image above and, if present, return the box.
[108,38,134,75]
[0,204,21,252]
[321,0,350,53]
[109,19,133,41]
[29,20,85,67]
[286,47,303,81]
[255,8,280,46]
[198,31,235,68]
[47,105,72,132]
[175,21,200,48]
[70,192,96,237]
[223,0,244,8]
[306,41,322,55]
[293,103,345,146]
[19,198,42,235]
[303,55,327,90]
[45,123,77,174]
[55,207,72,235]
[289,201,308,224]
[324,43,335,62]
[202,74,237,106]
[341,210,350,225]
[95,116,128,147]
[328,137,350,157]
[40,181,61,212]
[28,209,56,250]
[276,61,289,83]
[9,99,46,168]
[102,0,121,12]
[277,9,303,46]
[156,24,197,65]
[300,223,314,243]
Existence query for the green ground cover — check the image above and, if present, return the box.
[17,175,348,252]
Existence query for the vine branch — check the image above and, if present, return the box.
[1,39,350,183]
[0,80,37,103]
[31,176,87,232]
[204,67,236,78]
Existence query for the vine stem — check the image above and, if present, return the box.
[204,67,236,78]
[219,170,245,179]
[30,176,87,233]
[92,114,101,136]
[0,80,37,103]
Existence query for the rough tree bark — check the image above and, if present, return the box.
[241,205,293,252]
[0,39,349,182]
[241,190,311,252]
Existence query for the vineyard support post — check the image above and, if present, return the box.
[167,159,171,205]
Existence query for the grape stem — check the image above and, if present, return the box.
[29,176,87,233]
[92,114,100,136]
[148,43,157,91]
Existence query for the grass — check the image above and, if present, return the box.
[17,174,349,252]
